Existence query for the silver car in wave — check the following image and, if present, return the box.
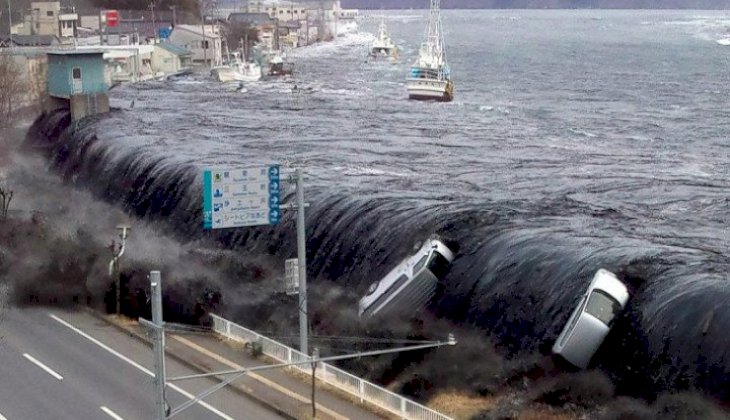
[358,238,455,319]
[552,269,630,369]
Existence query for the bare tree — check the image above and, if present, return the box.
[0,185,12,220]
[0,187,12,220]
[0,54,28,127]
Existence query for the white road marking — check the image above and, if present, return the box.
[100,406,124,420]
[22,353,63,381]
[49,314,233,420]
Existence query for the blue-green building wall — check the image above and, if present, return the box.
[47,53,107,99]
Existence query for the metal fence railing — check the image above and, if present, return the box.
[209,314,453,420]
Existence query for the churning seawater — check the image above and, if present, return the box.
[31,10,730,399]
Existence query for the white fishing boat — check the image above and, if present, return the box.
[238,34,263,82]
[267,51,294,77]
[211,35,262,83]
[405,0,453,102]
[369,17,398,59]
[211,56,262,82]
[210,62,241,83]
[265,21,294,77]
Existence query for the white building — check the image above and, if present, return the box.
[247,1,309,23]
[75,44,155,83]
[152,43,193,75]
[168,25,222,67]
[17,2,78,38]
[329,1,357,37]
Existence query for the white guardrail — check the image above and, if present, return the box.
[210,314,453,420]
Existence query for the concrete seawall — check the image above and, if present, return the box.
[1,49,48,118]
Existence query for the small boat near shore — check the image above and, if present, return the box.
[369,17,398,60]
[267,51,294,77]
[212,35,262,83]
[211,56,262,82]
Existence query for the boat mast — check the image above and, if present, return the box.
[422,0,444,64]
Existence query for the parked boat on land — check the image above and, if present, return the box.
[405,0,453,102]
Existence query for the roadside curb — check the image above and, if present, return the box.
[83,308,297,420]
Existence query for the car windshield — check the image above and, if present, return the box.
[427,251,451,279]
[585,289,621,326]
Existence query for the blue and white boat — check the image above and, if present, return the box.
[405,0,453,102]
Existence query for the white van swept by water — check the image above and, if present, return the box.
[358,238,455,319]
[552,269,630,369]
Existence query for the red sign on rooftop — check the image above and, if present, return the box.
[105,10,119,27]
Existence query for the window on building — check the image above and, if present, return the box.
[279,10,283,14]
[72,68,81,79]
[201,40,209,49]
[47,10,54,16]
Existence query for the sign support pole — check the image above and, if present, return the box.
[150,271,168,420]
[295,168,308,356]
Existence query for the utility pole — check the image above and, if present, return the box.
[169,5,176,27]
[304,15,308,46]
[99,9,104,45]
[109,225,131,316]
[295,168,308,356]
[311,347,319,418]
[199,2,209,67]
[6,0,12,47]
[139,270,169,420]
[149,1,156,42]
[150,271,167,420]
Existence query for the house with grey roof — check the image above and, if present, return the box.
[0,34,60,48]
[228,12,273,26]
[151,42,193,75]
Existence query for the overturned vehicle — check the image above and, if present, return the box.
[358,237,455,319]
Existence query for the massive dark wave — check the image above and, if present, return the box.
[26,109,730,401]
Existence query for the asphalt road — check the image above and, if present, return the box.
[0,307,284,420]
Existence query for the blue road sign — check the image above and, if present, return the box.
[203,165,281,229]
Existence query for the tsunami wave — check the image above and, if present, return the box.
[25,109,730,401]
